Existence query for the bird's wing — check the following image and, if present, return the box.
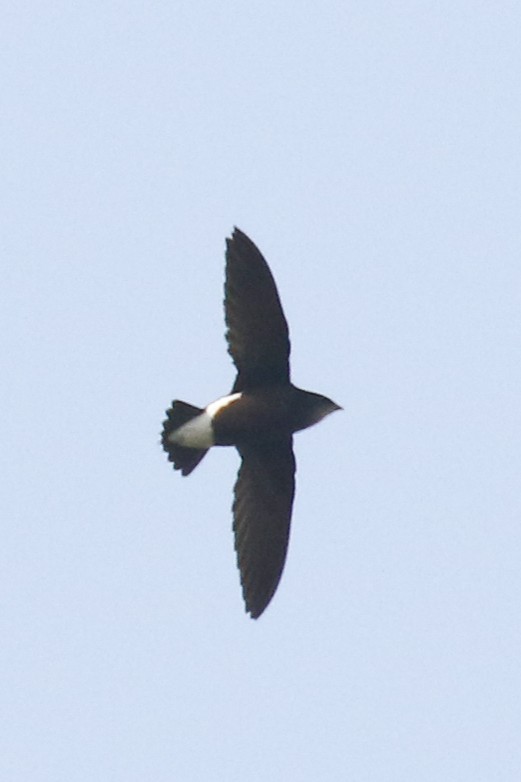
[225,228,290,390]
[233,438,296,618]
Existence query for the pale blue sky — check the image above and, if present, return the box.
[2,3,520,780]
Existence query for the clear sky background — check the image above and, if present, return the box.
[2,3,520,780]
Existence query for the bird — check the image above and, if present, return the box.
[161,228,341,618]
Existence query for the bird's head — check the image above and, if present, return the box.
[292,387,342,432]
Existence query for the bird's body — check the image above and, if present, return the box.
[162,228,340,618]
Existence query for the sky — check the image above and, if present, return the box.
[2,2,520,780]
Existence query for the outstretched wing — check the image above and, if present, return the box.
[224,228,290,390]
[233,438,296,618]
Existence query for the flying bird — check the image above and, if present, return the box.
[162,228,340,618]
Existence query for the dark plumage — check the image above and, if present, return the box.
[162,228,340,618]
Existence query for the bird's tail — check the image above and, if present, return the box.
[161,401,209,476]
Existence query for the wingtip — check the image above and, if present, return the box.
[228,226,246,244]
[246,604,265,620]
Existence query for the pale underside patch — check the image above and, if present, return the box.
[168,392,242,449]
[206,392,242,418]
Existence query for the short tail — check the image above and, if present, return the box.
[161,401,209,476]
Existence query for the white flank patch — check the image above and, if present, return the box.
[206,392,242,419]
[168,393,242,450]
[168,411,214,449]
